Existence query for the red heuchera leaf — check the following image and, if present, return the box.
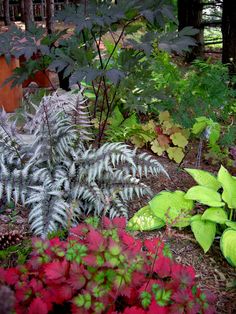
[28,297,48,314]
[68,262,86,290]
[44,260,68,283]
[69,224,89,238]
[29,278,43,293]
[171,264,195,287]
[153,256,171,278]
[144,239,162,254]
[172,289,193,304]
[155,126,163,135]
[148,300,169,314]
[131,271,146,287]
[4,268,19,285]
[120,232,142,253]
[71,304,90,314]
[55,284,73,302]
[82,254,97,266]
[87,228,106,251]
[102,217,126,229]
[123,306,146,314]
[111,217,127,229]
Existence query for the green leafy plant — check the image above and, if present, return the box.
[0,218,216,313]
[192,116,235,166]
[0,90,167,237]
[147,53,236,127]
[129,165,236,266]
[106,109,189,163]
[0,1,197,143]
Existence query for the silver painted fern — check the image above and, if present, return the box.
[0,90,168,237]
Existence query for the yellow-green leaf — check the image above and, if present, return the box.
[149,191,193,228]
[185,186,224,207]
[170,132,188,148]
[127,205,165,231]
[220,228,236,266]
[185,168,221,191]
[167,147,184,163]
[191,218,216,253]
[151,140,165,156]
[130,135,145,148]
[201,207,227,224]
[217,165,236,209]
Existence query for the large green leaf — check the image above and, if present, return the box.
[149,191,194,227]
[185,186,224,207]
[217,165,236,209]
[220,228,236,267]
[127,205,165,231]
[201,207,227,224]
[191,217,216,253]
[185,168,221,191]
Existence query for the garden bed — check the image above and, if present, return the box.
[0,143,235,313]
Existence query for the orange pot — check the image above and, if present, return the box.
[0,56,23,112]
[20,55,52,88]
[22,70,52,88]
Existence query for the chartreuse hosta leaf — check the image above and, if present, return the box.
[201,207,228,224]
[149,191,194,228]
[184,186,224,207]
[127,205,165,231]
[217,165,236,209]
[185,168,221,191]
[225,220,236,230]
[191,215,216,253]
[220,228,236,267]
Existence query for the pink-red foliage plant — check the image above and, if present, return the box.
[0,218,215,314]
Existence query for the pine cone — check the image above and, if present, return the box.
[0,230,24,250]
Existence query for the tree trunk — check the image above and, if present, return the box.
[24,0,34,30]
[46,0,55,34]
[178,0,204,62]
[3,0,11,26]
[222,0,236,76]
[20,0,25,22]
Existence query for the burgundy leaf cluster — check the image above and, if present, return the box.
[0,218,215,314]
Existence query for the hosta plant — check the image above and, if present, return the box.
[0,218,215,314]
[128,166,236,266]
[0,90,168,237]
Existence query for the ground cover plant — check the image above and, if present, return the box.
[0,217,216,314]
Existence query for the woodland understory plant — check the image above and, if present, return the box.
[0,90,168,237]
[0,218,216,314]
